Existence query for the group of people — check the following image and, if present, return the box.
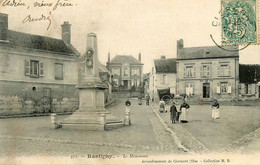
[169,99,220,124]
[169,100,190,123]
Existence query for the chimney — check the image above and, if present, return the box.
[177,39,184,50]
[0,13,8,41]
[108,52,110,63]
[160,56,166,60]
[61,21,71,45]
[138,52,141,62]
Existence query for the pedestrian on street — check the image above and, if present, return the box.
[125,99,131,113]
[146,94,150,105]
[211,99,220,119]
[170,102,177,123]
[159,99,165,113]
[179,100,190,123]
[138,94,142,105]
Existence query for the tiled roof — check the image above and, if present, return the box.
[0,30,75,55]
[110,55,143,65]
[154,58,177,73]
[239,64,260,83]
[177,46,239,60]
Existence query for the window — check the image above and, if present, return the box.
[217,82,231,94]
[123,68,128,76]
[25,60,44,77]
[244,84,252,94]
[218,64,230,76]
[55,63,63,80]
[220,82,228,94]
[201,65,210,77]
[113,79,119,87]
[184,66,195,78]
[112,68,120,75]
[132,68,140,76]
[162,75,167,84]
[185,83,193,95]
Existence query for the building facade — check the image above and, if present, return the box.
[176,39,239,101]
[0,13,80,114]
[239,64,260,100]
[106,53,143,91]
[149,56,177,101]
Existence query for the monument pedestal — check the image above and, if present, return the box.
[60,81,123,131]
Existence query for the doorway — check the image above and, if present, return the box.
[123,80,128,88]
[203,83,210,98]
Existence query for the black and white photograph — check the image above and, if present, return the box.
[0,0,260,164]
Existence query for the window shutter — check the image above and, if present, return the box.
[39,62,44,77]
[200,66,203,77]
[184,67,186,78]
[216,83,220,94]
[190,84,194,95]
[241,84,245,94]
[228,65,231,76]
[251,84,255,94]
[217,66,220,76]
[193,66,196,77]
[209,65,212,77]
[227,83,232,93]
[24,59,30,76]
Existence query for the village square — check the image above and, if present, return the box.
[0,0,260,164]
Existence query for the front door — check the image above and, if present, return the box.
[123,80,128,88]
[203,83,210,98]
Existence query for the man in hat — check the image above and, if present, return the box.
[170,101,177,124]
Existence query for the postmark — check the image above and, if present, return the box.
[221,0,259,45]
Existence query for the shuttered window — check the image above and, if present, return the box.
[55,63,63,80]
[24,60,43,77]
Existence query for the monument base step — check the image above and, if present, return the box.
[105,122,124,131]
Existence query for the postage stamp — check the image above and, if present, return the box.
[221,0,259,45]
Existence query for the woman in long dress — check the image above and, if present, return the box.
[211,99,220,119]
[179,100,190,123]
[159,100,165,113]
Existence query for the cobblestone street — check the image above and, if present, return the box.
[0,99,186,157]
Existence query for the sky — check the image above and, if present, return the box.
[1,0,259,73]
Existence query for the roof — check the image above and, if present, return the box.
[239,64,260,83]
[154,58,177,73]
[98,62,111,74]
[177,46,239,60]
[0,30,75,55]
[110,55,143,65]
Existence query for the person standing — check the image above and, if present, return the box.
[138,94,142,105]
[159,99,165,113]
[211,99,220,119]
[170,102,177,123]
[179,100,190,123]
[146,94,150,105]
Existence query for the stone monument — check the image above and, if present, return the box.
[60,32,123,131]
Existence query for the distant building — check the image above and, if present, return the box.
[149,56,177,101]
[106,53,143,91]
[143,73,150,97]
[239,64,260,100]
[176,39,239,101]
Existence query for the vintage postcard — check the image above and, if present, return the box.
[0,0,260,164]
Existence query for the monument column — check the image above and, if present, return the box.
[60,32,122,131]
